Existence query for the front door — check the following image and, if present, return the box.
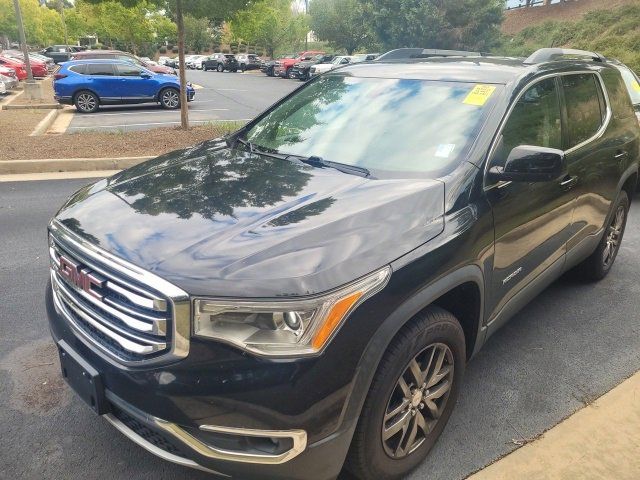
[114,64,156,100]
[485,76,575,321]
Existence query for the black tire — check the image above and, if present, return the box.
[346,307,465,480]
[74,90,99,113]
[572,190,629,281]
[231,68,238,73]
[159,87,180,109]
[217,63,224,72]
[241,64,246,72]
[285,67,291,79]
[203,65,208,71]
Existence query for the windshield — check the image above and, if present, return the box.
[244,75,500,175]
[331,57,345,65]
[619,66,640,106]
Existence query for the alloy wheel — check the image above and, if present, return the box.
[381,343,454,459]
[161,89,179,109]
[77,93,96,112]
[603,205,625,267]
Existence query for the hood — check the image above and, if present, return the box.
[54,141,445,297]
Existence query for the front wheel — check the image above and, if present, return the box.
[572,190,629,281]
[346,307,465,480]
[159,88,180,109]
[217,63,224,72]
[74,90,99,113]
[241,64,246,72]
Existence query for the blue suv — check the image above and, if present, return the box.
[53,59,195,113]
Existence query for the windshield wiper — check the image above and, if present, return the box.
[235,137,290,161]
[295,155,370,178]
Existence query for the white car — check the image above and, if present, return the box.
[187,55,207,70]
[158,56,171,66]
[310,56,353,76]
[0,68,18,89]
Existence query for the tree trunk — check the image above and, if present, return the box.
[176,0,189,130]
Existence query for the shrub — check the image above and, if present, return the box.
[158,46,167,54]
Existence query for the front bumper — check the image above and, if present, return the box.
[46,279,361,480]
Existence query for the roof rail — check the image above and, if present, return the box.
[524,48,605,65]
[375,48,485,62]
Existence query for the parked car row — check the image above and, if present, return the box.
[0,65,19,95]
[0,49,54,80]
[264,51,379,81]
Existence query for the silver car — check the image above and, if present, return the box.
[0,72,18,90]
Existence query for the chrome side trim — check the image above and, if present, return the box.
[103,414,227,476]
[483,69,613,190]
[49,220,190,367]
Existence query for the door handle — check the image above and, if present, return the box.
[559,175,578,190]
[614,151,629,160]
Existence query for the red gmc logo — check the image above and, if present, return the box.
[58,255,105,300]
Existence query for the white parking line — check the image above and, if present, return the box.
[68,119,252,130]
[78,108,229,117]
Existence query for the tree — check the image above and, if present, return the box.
[183,14,210,52]
[230,0,308,58]
[309,0,374,54]
[84,0,251,129]
[363,0,504,51]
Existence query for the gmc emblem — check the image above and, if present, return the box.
[58,255,105,300]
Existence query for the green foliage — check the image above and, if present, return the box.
[309,0,376,55]
[357,0,503,51]
[229,0,309,58]
[497,4,640,73]
[0,0,65,46]
[183,14,210,53]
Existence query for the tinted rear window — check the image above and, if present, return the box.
[562,74,604,148]
[86,64,115,76]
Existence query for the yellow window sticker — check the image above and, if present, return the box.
[633,81,640,92]
[463,84,496,106]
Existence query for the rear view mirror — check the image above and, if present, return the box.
[489,145,566,182]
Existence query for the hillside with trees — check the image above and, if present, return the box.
[498,3,640,72]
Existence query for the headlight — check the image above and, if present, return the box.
[194,267,390,356]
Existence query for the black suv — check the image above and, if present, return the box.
[203,53,239,72]
[290,54,335,81]
[46,48,639,480]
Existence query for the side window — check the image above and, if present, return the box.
[498,77,562,163]
[602,68,636,119]
[69,64,87,75]
[117,64,142,76]
[86,64,115,76]
[562,74,604,148]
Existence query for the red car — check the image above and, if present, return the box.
[0,55,27,80]
[274,50,325,78]
[1,52,48,77]
[72,50,177,75]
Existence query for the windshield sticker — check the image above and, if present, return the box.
[463,84,496,106]
[435,144,456,158]
[633,81,640,92]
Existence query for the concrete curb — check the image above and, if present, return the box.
[2,103,63,110]
[30,109,60,136]
[0,156,153,175]
[0,89,24,107]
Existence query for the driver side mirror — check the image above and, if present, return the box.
[489,145,566,182]
[140,72,151,79]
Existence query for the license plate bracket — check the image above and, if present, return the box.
[57,340,109,415]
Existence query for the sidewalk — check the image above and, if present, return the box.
[469,370,640,479]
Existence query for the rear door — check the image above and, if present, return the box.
[84,63,119,101]
[114,63,156,100]
[561,72,629,252]
[486,76,575,320]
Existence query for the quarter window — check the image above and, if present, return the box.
[562,74,604,148]
[69,64,87,75]
[500,77,562,159]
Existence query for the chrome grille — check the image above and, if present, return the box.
[48,221,190,366]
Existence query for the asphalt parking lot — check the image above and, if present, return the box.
[65,70,299,133]
[1,178,639,480]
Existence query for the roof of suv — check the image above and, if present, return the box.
[339,48,617,85]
